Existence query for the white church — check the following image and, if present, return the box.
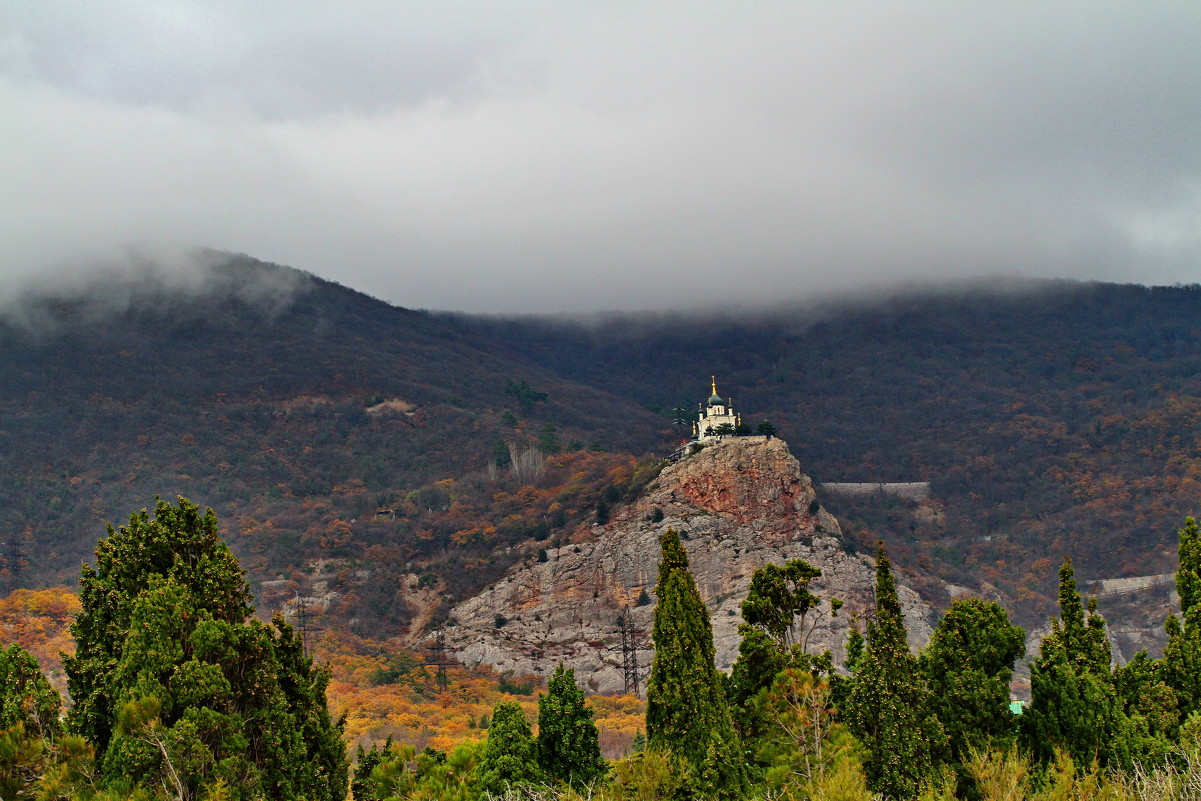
[693,378,744,441]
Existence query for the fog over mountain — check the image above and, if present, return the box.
[2,2,1199,313]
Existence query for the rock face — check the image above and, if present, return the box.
[442,437,934,694]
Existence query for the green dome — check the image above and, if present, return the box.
[707,392,724,407]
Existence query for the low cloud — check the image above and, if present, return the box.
[0,246,311,333]
[1,2,1199,313]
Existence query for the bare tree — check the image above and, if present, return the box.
[508,444,545,485]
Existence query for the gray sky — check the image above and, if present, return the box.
[2,2,1199,313]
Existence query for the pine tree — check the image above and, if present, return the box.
[842,543,946,798]
[1022,558,1128,769]
[478,701,540,796]
[727,559,825,745]
[63,497,348,800]
[726,626,789,717]
[536,663,607,788]
[921,598,1025,763]
[738,560,822,649]
[646,528,746,799]
[66,498,252,756]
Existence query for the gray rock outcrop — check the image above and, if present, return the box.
[441,437,934,694]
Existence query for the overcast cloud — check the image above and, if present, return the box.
[1,1,1199,312]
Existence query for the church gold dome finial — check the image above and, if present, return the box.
[707,376,724,407]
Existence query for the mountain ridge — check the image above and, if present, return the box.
[4,253,1201,646]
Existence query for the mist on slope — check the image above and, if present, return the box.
[0,248,314,335]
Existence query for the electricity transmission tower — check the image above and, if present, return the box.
[293,595,322,656]
[619,610,642,698]
[432,630,449,690]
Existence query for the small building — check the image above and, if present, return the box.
[694,378,743,441]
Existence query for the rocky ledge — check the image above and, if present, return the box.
[441,437,934,694]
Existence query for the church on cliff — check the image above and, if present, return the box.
[694,378,744,441]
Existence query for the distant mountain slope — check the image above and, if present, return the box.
[8,257,1201,637]
[471,281,1201,625]
[0,255,669,616]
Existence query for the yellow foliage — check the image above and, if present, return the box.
[0,587,80,696]
[316,628,644,757]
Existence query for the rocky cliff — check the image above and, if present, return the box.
[441,437,935,694]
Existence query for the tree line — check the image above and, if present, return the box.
[460,521,1201,800]
[8,500,1201,798]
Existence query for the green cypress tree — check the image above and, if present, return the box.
[66,498,252,755]
[0,643,62,800]
[1107,517,1201,762]
[921,598,1025,764]
[0,643,61,740]
[478,700,540,796]
[536,664,607,788]
[646,528,746,799]
[63,497,348,800]
[1113,650,1178,764]
[842,543,946,798]
[1164,517,1201,716]
[352,738,389,801]
[1022,558,1128,769]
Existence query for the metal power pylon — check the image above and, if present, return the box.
[293,595,322,656]
[619,610,642,698]
[433,630,449,690]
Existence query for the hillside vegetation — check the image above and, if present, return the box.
[0,256,669,634]
[11,500,1201,800]
[4,256,1201,633]
[471,280,1201,624]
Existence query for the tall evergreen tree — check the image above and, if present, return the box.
[1113,650,1178,764]
[646,528,746,799]
[1109,517,1201,762]
[352,737,391,801]
[63,497,347,800]
[842,544,946,798]
[478,701,540,796]
[1022,558,1127,769]
[0,643,63,800]
[921,598,1024,764]
[536,664,606,789]
[351,737,418,801]
[1165,517,1201,717]
[726,627,789,719]
[0,643,61,740]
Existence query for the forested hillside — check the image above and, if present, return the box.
[473,280,1201,625]
[5,255,1201,634]
[0,255,670,634]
